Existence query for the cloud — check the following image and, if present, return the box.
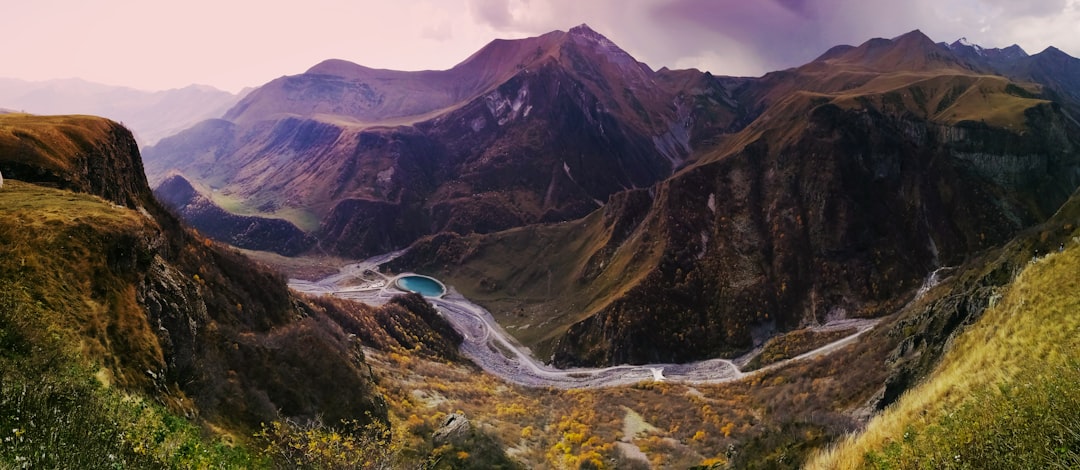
[979,0,1068,17]
[422,22,454,42]
[2,0,1077,92]
[469,0,516,29]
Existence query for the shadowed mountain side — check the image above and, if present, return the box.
[553,99,1079,366]
[154,174,314,256]
[392,31,1080,367]
[807,187,1080,469]
[143,25,739,258]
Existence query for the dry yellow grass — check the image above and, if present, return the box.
[807,241,1080,469]
[0,113,119,172]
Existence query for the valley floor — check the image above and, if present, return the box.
[288,251,879,389]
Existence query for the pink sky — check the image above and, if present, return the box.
[3,0,1078,92]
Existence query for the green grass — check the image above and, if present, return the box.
[0,182,263,468]
[407,206,663,357]
[197,182,321,232]
[808,240,1080,469]
[742,327,857,371]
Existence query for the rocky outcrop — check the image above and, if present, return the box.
[0,114,152,208]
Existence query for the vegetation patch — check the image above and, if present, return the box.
[809,241,1080,469]
[743,327,857,371]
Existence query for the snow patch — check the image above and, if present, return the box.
[377,167,395,184]
[707,193,716,214]
[697,231,709,259]
[484,83,531,126]
[470,116,486,132]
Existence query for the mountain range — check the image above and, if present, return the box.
[0,78,241,145]
[143,25,729,256]
[2,24,1079,468]
[144,26,1080,367]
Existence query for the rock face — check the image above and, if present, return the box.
[553,102,1080,366]
[879,188,1080,411]
[433,412,471,445]
[0,113,461,434]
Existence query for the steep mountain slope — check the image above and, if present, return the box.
[396,31,1080,366]
[154,173,314,255]
[808,192,1080,469]
[0,78,239,145]
[549,32,1080,365]
[144,25,737,257]
[0,114,461,467]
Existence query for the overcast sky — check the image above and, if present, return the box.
[3,0,1078,93]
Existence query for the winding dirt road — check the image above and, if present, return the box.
[288,251,881,389]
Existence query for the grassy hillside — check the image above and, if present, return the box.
[808,237,1080,468]
[0,113,115,172]
[0,113,488,468]
[0,180,262,467]
[390,189,664,358]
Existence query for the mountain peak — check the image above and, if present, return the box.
[815,29,963,72]
[891,29,939,49]
[563,24,653,76]
[1001,44,1029,57]
[568,23,599,37]
[1038,45,1071,59]
[945,37,1029,64]
[306,58,375,77]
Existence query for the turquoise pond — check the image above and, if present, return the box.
[396,275,445,297]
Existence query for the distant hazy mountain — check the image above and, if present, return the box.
[0,78,241,145]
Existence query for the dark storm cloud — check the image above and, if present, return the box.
[650,0,931,73]
[460,0,1078,77]
[648,0,1079,74]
